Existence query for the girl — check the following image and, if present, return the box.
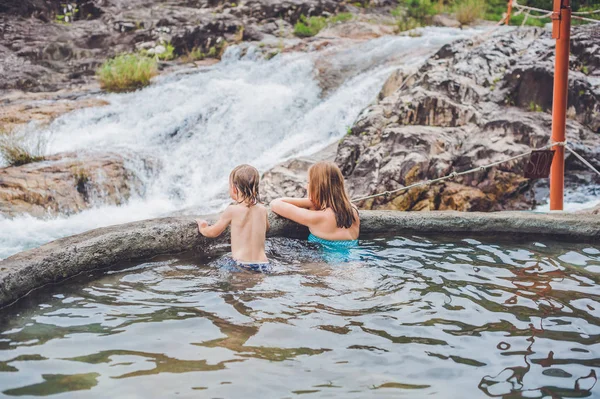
[270,161,359,248]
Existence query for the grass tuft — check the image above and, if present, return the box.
[294,13,354,37]
[0,129,46,167]
[454,0,486,25]
[96,54,158,93]
[528,101,543,112]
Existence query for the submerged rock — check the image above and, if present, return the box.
[0,153,151,217]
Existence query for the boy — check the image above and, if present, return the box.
[196,164,270,270]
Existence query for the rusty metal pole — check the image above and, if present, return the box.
[506,0,513,25]
[550,0,571,211]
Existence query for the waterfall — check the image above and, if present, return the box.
[0,27,486,259]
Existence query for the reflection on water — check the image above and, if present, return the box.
[0,235,598,398]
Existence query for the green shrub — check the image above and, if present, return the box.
[508,13,547,26]
[294,15,328,37]
[405,0,435,21]
[156,43,175,61]
[484,0,555,25]
[391,0,435,32]
[96,54,158,93]
[397,17,421,31]
[293,12,356,37]
[454,0,486,25]
[572,5,600,25]
[391,5,403,17]
[330,12,354,23]
[0,129,46,167]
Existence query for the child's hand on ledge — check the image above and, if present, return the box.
[196,219,209,234]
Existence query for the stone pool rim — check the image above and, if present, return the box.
[0,210,599,308]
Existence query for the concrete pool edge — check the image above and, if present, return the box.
[1,210,598,307]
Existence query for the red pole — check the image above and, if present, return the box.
[550,0,571,211]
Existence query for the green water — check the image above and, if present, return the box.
[0,235,598,398]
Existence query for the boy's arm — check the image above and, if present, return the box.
[270,198,323,228]
[197,207,234,238]
[279,197,316,209]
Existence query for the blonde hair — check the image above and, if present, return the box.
[230,164,260,206]
[308,161,356,229]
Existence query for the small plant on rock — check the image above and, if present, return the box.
[397,17,421,32]
[293,13,354,37]
[156,42,175,61]
[454,0,486,25]
[96,53,158,93]
[71,166,90,198]
[294,15,328,37]
[234,26,245,43]
[330,13,353,24]
[528,101,543,112]
[581,65,589,75]
[184,48,205,62]
[0,129,46,167]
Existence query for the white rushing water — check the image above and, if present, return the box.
[1,27,498,259]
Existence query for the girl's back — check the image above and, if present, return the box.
[309,207,359,241]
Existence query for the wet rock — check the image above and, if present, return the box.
[317,21,395,40]
[378,69,406,100]
[570,25,600,76]
[335,26,600,212]
[171,14,243,55]
[260,143,337,202]
[242,0,344,24]
[432,13,460,28]
[113,21,138,33]
[581,203,600,215]
[0,153,151,217]
[242,25,265,41]
[0,95,109,132]
[0,0,349,92]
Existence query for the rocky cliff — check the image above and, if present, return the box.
[0,0,354,91]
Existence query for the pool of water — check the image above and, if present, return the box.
[0,235,599,398]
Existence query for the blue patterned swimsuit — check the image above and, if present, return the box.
[308,233,358,249]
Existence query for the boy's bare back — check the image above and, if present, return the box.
[196,164,269,265]
[228,203,269,262]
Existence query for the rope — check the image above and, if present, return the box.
[572,8,600,15]
[521,10,530,27]
[511,0,599,23]
[351,141,566,203]
[512,0,552,17]
[572,15,600,24]
[565,145,600,177]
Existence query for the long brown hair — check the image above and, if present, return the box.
[230,164,260,206]
[308,161,356,229]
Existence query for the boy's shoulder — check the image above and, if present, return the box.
[226,203,267,213]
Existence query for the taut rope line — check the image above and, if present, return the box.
[351,141,571,203]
